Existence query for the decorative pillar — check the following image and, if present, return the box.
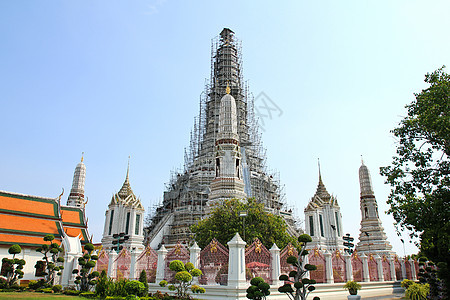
[375,255,384,282]
[361,254,370,282]
[190,242,201,269]
[302,252,310,279]
[156,245,168,283]
[270,244,281,286]
[410,259,417,280]
[107,251,118,279]
[227,233,247,288]
[190,242,201,284]
[343,253,353,281]
[388,256,396,281]
[130,249,138,280]
[401,259,406,280]
[324,250,334,284]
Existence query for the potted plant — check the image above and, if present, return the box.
[344,280,362,299]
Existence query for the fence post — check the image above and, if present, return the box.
[361,253,370,282]
[130,249,138,280]
[107,251,118,279]
[401,259,407,280]
[388,256,396,281]
[270,244,281,286]
[156,245,168,283]
[375,255,384,282]
[190,242,201,284]
[227,233,247,288]
[190,241,201,269]
[324,250,334,284]
[410,259,417,280]
[343,252,353,281]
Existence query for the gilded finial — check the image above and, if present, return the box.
[361,155,364,165]
[226,83,231,94]
[81,152,84,163]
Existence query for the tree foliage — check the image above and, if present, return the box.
[159,260,204,299]
[139,269,149,296]
[35,234,64,285]
[1,244,25,288]
[72,243,99,291]
[278,234,319,300]
[380,66,450,295]
[246,277,270,300]
[191,198,299,249]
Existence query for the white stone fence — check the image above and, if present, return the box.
[97,233,418,287]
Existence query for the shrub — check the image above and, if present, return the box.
[246,277,270,300]
[28,280,40,290]
[125,280,146,297]
[63,289,82,295]
[139,269,149,296]
[405,283,429,300]
[80,291,97,298]
[52,284,62,293]
[343,280,362,295]
[402,279,415,289]
[41,287,53,293]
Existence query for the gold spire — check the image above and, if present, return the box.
[126,156,130,182]
[225,83,231,94]
[318,158,322,183]
[81,152,84,163]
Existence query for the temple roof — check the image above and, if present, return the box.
[0,191,90,247]
[109,167,144,210]
[305,170,339,211]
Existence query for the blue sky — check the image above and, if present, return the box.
[1,1,449,255]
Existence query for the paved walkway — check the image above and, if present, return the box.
[363,291,404,299]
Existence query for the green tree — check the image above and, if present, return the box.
[138,269,149,296]
[380,66,450,295]
[278,234,319,300]
[35,234,64,285]
[191,198,299,249]
[72,243,99,291]
[159,260,204,299]
[1,244,26,288]
[246,277,270,300]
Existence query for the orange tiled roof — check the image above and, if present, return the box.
[0,191,90,247]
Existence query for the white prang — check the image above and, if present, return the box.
[66,155,86,208]
[355,160,394,256]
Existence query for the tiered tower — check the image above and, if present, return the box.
[102,163,145,252]
[355,160,394,255]
[145,28,297,248]
[66,153,87,208]
[304,165,344,251]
